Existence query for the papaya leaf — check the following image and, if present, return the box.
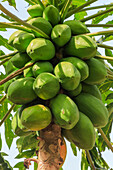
[0,134,2,150]
[0,50,5,56]
[81,150,89,170]
[2,0,17,9]
[105,49,113,66]
[74,11,87,20]
[1,152,8,156]
[99,80,113,94]
[101,90,113,105]
[13,162,26,170]
[15,149,36,159]
[106,93,113,100]
[107,102,113,116]
[24,0,36,5]
[72,0,86,6]
[0,35,14,51]
[70,143,77,156]
[0,28,7,31]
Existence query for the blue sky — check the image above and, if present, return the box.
[0,0,113,169]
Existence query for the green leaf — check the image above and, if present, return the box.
[24,0,36,5]
[74,11,87,20]
[13,162,26,169]
[72,0,86,6]
[105,49,113,66]
[81,150,89,170]
[99,80,113,94]
[0,35,14,51]
[34,162,38,170]
[0,50,5,56]
[15,149,35,159]
[1,152,8,156]
[70,143,77,156]
[0,134,2,150]
[2,0,17,9]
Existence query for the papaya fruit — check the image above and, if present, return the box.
[13,31,35,52]
[33,72,60,100]
[27,17,52,37]
[63,20,90,35]
[82,82,102,100]
[50,94,79,129]
[27,38,55,62]
[8,30,23,47]
[11,52,31,69]
[7,77,37,104]
[24,60,34,77]
[61,57,89,81]
[5,60,18,75]
[51,24,71,47]
[12,112,32,136]
[64,35,97,60]
[74,93,109,128]
[62,112,95,150]
[43,5,60,26]
[84,58,107,85]
[67,83,82,97]
[21,104,52,131]
[32,61,53,77]
[54,61,81,91]
[4,78,16,93]
[27,4,43,17]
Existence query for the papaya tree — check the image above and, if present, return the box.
[1,0,113,169]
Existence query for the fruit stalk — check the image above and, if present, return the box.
[98,128,113,152]
[0,95,6,104]
[85,150,96,170]
[37,123,63,170]
[0,104,15,126]
[66,0,97,18]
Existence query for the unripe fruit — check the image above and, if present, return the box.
[27,4,43,17]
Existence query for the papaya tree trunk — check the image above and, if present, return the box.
[37,122,63,170]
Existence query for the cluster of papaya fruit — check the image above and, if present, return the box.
[4,3,109,154]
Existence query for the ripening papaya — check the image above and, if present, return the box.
[67,83,82,97]
[82,82,102,100]
[12,112,32,136]
[11,52,31,69]
[5,60,18,75]
[8,30,23,47]
[32,61,53,77]
[27,17,52,37]
[54,61,81,91]
[7,77,37,104]
[27,4,43,17]
[21,104,52,131]
[84,58,107,85]
[24,60,34,77]
[50,94,79,129]
[64,35,97,60]
[63,20,90,35]
[74,93,109,128]
[13,31,35,52]
[51,24,71,47]
[27,38,55,62]
[61,57,89,81]
[43,5,60,26]
[33,72,60,100]
[62,112,95,150]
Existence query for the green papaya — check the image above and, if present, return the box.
[67,83,82,97]
[43,5,60,26]
[21,104,52,131]
[82,83,102,100]
[51,24,71,47]
[84,58,107,85]
[7,77,37,104]
[4,78,16,93]
[54,61,81,91]
[27,4,43,17]
[64,35,97,60]
[62,112,95,150]
[50,94,79,129]
[5,60,18,75]
[33,72,60,100]
[61,57,89,81]
[27,17,52,37]
[63,20,90,35]
[27,38,55,62]
[8,30,23,47]
[11,52,31,69]
[24,60,34,77]
[13,31,35,52]
[74,93,109,128]
[12,112,32,136]
[32,61,53,77]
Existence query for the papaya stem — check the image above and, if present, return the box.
[85,150,96,170]
[66,0,97,19]
[36,0,45,9]
[98,128,113,153]
[85,30,113,37]
[0,62,34,85]
[95,55,113,61]
[0,95,6,104]
[0,51,17,60]
[60,0,72,23]
[80,7,113,22]
[0,104,16,126]
[0,4,49,39]
[0,57,11,66]
[86,24,113,28]
[79,4,113,12]
[96,43,113,50]
[0,22,32,33]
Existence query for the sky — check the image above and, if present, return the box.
[0,0,113,169]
